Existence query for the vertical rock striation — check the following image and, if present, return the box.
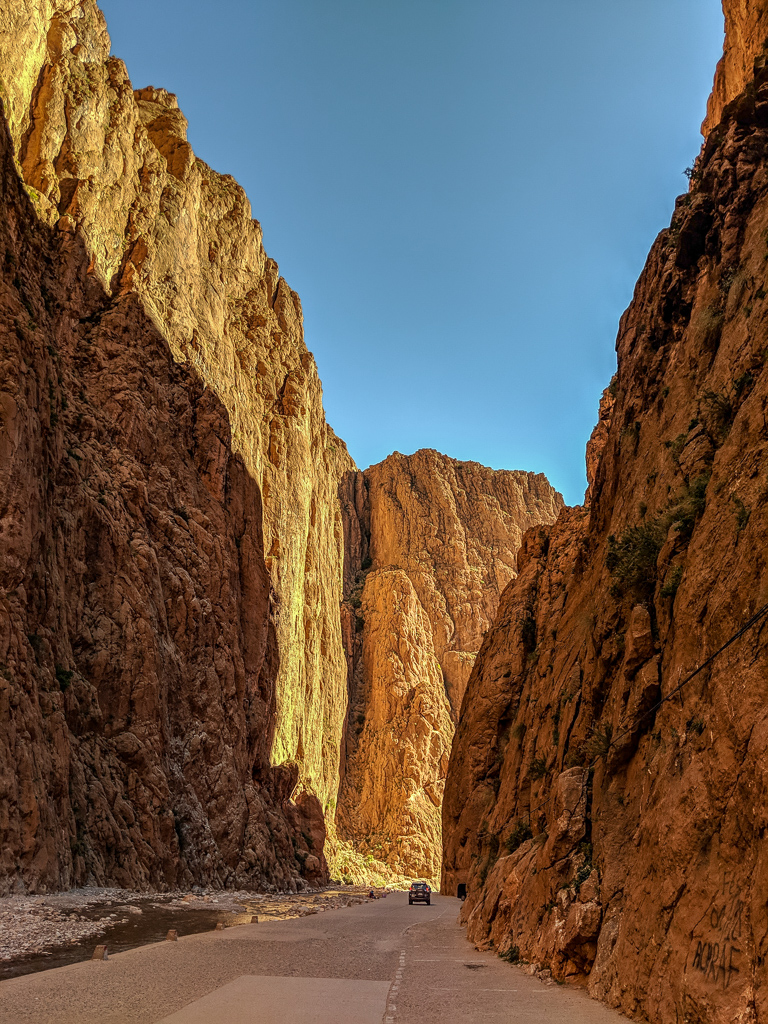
[0,109,325,892]
[443,9,768,1022]
[0,0,350,890]
[337,451,562,885]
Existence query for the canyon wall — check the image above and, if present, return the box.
[0,0,355,820]
[0,0,351,891]
[336,451,562,885]
[443,9,768,1023]
[704,0,768,136]
[0,111,325,893]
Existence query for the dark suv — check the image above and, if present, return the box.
[408,882,431,905]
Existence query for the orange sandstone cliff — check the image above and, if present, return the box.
[443,4,768,1022]
[1,0,358,823]
[704,0,768,136]
[0,112,325,892]
[0,0,352,891]
[336,452,562,885]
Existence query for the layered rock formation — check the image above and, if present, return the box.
[0,0,355,823]
[336,452,562,885]
[443,7,768,1022]
[0,110,325,892]
[0,0,352,891]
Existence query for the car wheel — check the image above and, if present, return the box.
[409,898,413,904]
[426,898,430,905]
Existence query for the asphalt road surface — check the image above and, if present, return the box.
[0,892,630,1023]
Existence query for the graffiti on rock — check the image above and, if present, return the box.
[688,873,746,990]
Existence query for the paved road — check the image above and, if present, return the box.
[0,892,629,1023]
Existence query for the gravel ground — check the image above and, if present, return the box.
[0,885,383,965]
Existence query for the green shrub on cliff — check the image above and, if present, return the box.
[584,723,613,760]
[505,819,533,854]
[666,472,710,538]
[606,520,665,598]
[607,473,710,597]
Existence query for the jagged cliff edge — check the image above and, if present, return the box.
[443,3,768,1022]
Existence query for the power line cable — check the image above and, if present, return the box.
[603,599,768,755]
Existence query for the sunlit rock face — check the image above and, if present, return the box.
[443,11,768,1021]
[3,0,356,815]
[0,0,352,890]
[703,0,768,136]
[336,451,563,886]
[0,112,327,892]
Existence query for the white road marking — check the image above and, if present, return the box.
[383,949,406,1023]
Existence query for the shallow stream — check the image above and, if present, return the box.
[0,898,242,980]
[0,887,369,981]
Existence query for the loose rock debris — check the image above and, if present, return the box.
[0,884,388,966]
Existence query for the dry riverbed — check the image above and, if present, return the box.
[0,884,387,978]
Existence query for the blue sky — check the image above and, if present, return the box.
[99,0,724,505]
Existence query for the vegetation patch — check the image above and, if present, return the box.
[660,565,684,599]
[607,474,710,596]
[700,373,752,446]
[606,520,665,599]
[505,819,533,854]
[584,723,613,761]
[667,432,688,464]
[666,473,710,539]
[55,665,74,690]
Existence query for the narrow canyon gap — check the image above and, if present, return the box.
[0,0,560,895]
[4,3,768,1023]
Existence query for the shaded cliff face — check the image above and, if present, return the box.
[443,25,768,1024]
[337,451,563,885]
[0,112,325,893]
[0,0,354,840]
